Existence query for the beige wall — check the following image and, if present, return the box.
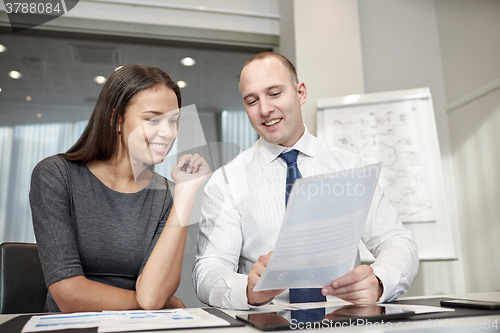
[436,0,500,102]
[435,0,500,293]
[279,0,365,135]
[447,88,500,293]
[356,0,465,297]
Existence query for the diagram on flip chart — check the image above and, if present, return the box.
[317,88,457,260]
[324,100,435,223]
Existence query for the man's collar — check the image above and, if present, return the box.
[259,125,315,164]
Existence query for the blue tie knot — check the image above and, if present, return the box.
[279,149,300,165]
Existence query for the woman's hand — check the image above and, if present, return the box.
[171,153,211,191]
[167,153,211,228]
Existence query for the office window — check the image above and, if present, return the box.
[221,110,258,161]
[0,29,262,243]
[0,121,87,242]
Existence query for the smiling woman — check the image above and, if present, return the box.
[119,85,180,187]
[29,64,211,312]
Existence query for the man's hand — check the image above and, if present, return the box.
[247,252,286,306]
[321,265,383,305]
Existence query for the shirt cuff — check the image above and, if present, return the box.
[248,297,274,308]
[217,273,251,310]
[371,265,397,303]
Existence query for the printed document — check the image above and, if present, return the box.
[22,308,228,332]
[254,162,381,291]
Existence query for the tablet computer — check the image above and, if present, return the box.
[236,305,415,331]
[440,299,500,310]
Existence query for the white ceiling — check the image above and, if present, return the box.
[0,29,266,126]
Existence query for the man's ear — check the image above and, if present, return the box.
[297,82,307,105]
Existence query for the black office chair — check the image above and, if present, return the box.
[0,242,47,314]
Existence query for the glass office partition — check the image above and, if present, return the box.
[0,28,263,243]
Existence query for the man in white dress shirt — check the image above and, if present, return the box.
[193,52,418,310]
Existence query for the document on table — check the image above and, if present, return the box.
[21,308,228,332]
[98,308,229,332]
[254,162,382,291]
[382,304,455,314]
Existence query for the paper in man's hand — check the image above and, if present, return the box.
[253,162,382,291]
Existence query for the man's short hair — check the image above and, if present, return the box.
[240,52,299,87]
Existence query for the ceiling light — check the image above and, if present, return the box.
[26,96,32,101]
[8,71,22,79]
[93,76,106,84]
[180,57,196,66]
[37,113,42,118]
[0,88,2,93]
[0,44,6,53]
[177,80,187,88]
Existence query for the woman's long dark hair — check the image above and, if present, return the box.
[59,64,181,164]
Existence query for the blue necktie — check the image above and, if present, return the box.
[279,150,302,205]
[279,150,327,304]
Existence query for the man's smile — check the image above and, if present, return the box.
[264,118,282,127]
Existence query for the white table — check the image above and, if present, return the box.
[1,292,499,332]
